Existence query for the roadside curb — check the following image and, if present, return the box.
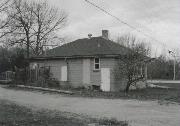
[147,83,172,89]
[16,85,74,95]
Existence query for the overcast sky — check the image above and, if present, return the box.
[47,0,180,57]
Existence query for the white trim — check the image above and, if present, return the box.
[94,58,100,70]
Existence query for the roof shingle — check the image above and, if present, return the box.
[36,37,130,58]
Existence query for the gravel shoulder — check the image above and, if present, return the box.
[0,86,180,126]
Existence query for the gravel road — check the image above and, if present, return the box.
[0,86,179,126]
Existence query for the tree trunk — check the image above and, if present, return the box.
[125,81,131,93]
[27,43,29,59]
[26,32,30,59]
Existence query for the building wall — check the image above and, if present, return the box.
[82,59,91,87]
[89,57,127,91]
[30,60,67,82]
[66,58,118,89]
[90,58,116,87]
[30,59,84,87]
[30,57,128,91]
[67,58,83,87]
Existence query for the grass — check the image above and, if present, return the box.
[71,87,180,103]
[55,83,180,103]
[0,100,128,126]
[153,83,180,89]
[71,83,180,103]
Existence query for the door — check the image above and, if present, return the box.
[101,68,110,91]
[61,66,67,81]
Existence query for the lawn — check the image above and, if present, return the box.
[153,83,180,89]
[50,82,180,103]
[71,87,180,103]
[0,100,128,126]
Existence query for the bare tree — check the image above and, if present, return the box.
[6,0,67,58]
[115,34,151,92]
[0,0,12,39]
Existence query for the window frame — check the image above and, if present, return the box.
[94,57,100,71]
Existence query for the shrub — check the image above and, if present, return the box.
[98,117,128,126]
[47,79,60,88]
[59,84,72,90]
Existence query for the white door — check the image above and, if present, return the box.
[61,66,67,81]
[101,68,110,91]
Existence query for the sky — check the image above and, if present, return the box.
[47,0,180,57]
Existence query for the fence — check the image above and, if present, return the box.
[0,66,58,87]
[29,66,51,82]
[0,71,15,81]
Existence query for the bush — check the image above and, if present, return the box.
[34,77,48,87]
[98,117,128,126]
[59,84,72,90]
[47,79,60,88]
[74,86,86,90]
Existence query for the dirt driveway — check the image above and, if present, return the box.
[0,86,179,126]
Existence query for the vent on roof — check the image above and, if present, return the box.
[102,30,109,40]
[88,34,92,39]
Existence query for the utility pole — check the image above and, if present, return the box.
[168,50,176,80]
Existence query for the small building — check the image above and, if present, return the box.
[30,30,148,91]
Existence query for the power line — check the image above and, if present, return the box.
[84,0,137,30]
[84,0,178,52]
[98,0,154,35]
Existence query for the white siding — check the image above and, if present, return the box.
[83,59,90,85]
[68,59,83,87]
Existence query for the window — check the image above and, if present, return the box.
[94,58,100,70]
